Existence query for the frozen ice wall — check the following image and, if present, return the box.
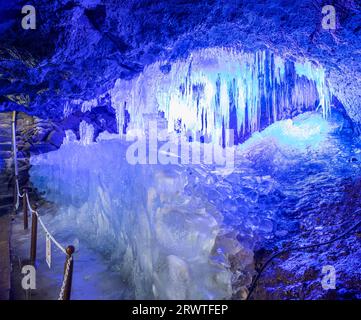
[30,111,346,299]
[30,138,251,299]
[110,48,332,144]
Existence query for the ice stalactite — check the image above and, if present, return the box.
[110,48,332,144]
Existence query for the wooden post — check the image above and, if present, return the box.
[11,111,18,177]
[62,245,75,300]
[12,110,19,215]
[13,176,18,212]
[30,205,38,265]
[23,188,28,230]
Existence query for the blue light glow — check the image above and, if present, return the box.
[110,48,333,144]
[264,112,331,149]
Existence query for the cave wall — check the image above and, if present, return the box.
[0,0,360,129]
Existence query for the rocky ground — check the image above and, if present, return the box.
[251,177,361,300]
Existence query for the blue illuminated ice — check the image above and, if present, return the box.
[30,137,241,299]
[110,48,332,144]
[46,48,336,299]
[249,112,332,150]
[79,120,94,145]
[29,111,340,300]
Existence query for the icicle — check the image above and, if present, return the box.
[81,98,98,113]
[110,48,332,144]
[294,61,332,117]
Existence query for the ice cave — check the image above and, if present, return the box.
[0,0,361,303]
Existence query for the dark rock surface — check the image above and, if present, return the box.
[251,175,361,300]
[0,112,15,217]
[0,111,52,215]
[0,0,360,129]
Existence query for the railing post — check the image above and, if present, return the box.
[30,205,38,265]
[11,111,18,176]
[13,176,18,211]
[23,188,28,230]
[12,110,19,215]
[62,245,75,300]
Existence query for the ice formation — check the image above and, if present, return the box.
[79,120,94,145]
[30,139,241,299]
[62,121,95,145]
[44,48,335,299]
[29,112,348,300]
[110,48,332,144]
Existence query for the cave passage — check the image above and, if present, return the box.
[1,0,361,304]
[5,44,361,300]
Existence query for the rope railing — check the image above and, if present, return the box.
[11,111,74,300]
[23,191,67,255]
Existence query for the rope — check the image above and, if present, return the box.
[247,211,361,300]
[37,213,67,255]
[58,255,73,300]
[25,191,35,213]
[25,193,67,255]
[14,178,24,210]
[12,117,67,255]
[16,179,24,198]
[15,191,20,210]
